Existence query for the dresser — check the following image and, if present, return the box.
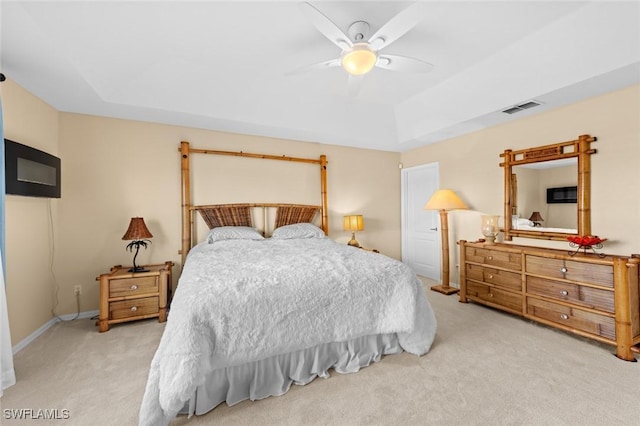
[459,241,640,361]
[96,261,173,332]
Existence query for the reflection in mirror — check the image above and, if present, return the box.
[512,158,577,233]
[501,134,597,242]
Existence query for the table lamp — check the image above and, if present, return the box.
[529,211,544,227]
[343,215,364,247]
[122,217,153,272]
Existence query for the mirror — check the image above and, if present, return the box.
[501,134,597,241]
[513,158,577,232]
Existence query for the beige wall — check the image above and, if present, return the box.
[402,84,640,284]
[55,115,401,324]
[514,167,541,222]
[2,79,60,345]
[2,80,401,346]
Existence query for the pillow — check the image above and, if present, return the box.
[207,226,264,243]
[515,217,534,227]
[271,223,325,239]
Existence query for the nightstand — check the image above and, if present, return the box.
[96,261,173,332]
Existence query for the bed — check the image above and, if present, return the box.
[138,143,437,425]
[512,217,577,234]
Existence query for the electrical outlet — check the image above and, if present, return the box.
[74,285,82,296]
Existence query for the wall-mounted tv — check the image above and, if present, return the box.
[5,139,61,198]
[546,186,576,204]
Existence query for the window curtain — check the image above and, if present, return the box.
[0,90,16,396]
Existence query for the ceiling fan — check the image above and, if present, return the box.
[294,2,434,85]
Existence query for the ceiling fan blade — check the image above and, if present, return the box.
[348,74,363,96]
[286,58,341,76]
[299,2,352,50]
[376,55,434,73]
[368,3,424,51]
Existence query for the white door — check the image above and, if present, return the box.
[401,163,440,280]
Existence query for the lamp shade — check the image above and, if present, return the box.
[343,215,364,232]
[424,189,468,211]
[529,211,544,222]
[122,217,153,240]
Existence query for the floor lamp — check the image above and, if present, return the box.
[424,189,468,295]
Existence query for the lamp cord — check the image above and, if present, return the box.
[48,199,80,322]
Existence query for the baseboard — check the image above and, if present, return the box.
[12,310,99,355]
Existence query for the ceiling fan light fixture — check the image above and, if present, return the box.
[341,43,377,76]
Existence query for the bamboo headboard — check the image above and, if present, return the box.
[192,202,322,235]
[179,141,328,265]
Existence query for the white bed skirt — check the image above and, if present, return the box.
[183,333,401,418]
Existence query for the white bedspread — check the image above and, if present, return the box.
[139,237,436,425]
[517,224,577,233]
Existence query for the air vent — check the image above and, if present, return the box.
[502,106,522,115]
[518,101,541,109]
[502,100,542,114]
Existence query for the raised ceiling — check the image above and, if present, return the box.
[2,1,639,152]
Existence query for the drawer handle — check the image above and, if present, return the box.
[560,290,569,296]
[488,256,493,260]
[131,306,138,312]
[488,274,494,279]
[560,313,569,320]
[560,266,568,273]
[488,292,494,298]
[130,284,138,290]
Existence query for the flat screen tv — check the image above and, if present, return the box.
[5,139,61,198]
[546,186,576,204]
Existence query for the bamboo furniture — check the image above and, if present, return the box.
[424,189,468,295]
[501,134,596,241]
[179,141,328,265]
[510,173,517,216]
[459,240,640,361]
[96,262,173,332]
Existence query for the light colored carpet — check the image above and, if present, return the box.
[2,278,639,425]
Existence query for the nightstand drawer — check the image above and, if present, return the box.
[466,281,522,312]
[526,297,615,340]
[527,276,614,313]
[466,264,521,291]
[109,276,158,298]
[110,296,159,320]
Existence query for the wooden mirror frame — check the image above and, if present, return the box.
[500,134,597,241]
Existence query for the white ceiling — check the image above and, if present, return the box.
[1,1,639,152]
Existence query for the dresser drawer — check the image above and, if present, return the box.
[466,247,521,271]
[466,281,522,312]
[525,255,613,288]
[526,297,615,340]
[527,276,614,313]
[109,276,158,298]
[110,296,159,320]
[466,264,521,292]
